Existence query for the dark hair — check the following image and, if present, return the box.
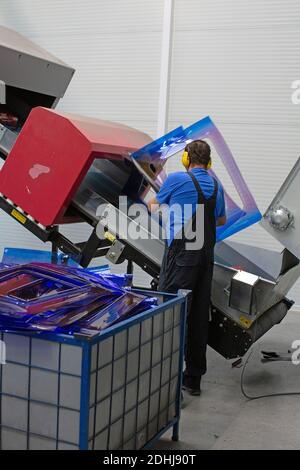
[185,139,211,167]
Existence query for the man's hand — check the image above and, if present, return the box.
[217,215,227,227]
[147,196,159,213]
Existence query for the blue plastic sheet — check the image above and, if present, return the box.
[2,247,79,266]
[133,116,262,242]
[0,263,157,337]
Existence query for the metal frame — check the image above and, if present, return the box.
[0,193,162,276]
[0,194,112,267]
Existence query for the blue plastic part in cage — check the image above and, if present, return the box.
[0,289,187,450]
[0,262,158,337]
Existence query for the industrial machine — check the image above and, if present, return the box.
[0,25,300,359]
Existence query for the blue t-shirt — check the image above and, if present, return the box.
[156,168,226,246]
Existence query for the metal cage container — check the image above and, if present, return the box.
[0,290,187,450]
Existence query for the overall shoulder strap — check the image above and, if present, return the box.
[187,172,219,203]
[212,177,219,199]
[187,171,205,204]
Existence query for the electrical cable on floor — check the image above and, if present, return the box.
[240,348,300,401]
[240,344,300,401]
[239,292,300,400]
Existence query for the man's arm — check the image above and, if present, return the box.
[147,174,177,212]
[216,183,227,226]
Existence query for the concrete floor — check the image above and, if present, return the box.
[156,310,300,450]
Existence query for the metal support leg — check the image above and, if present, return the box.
[51,226,59,264]
[127,260,133,275]
[80,228,102,268]
[172,422,179,441]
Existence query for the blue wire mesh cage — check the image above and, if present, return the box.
[0,290,187,450]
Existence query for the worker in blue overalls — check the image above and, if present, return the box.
[148,140,226,395]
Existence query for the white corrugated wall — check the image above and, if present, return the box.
[168,0,300,306]
[0,0,300,303]
[0,0,164,286]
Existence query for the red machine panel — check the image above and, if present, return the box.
[0,107,151,226]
